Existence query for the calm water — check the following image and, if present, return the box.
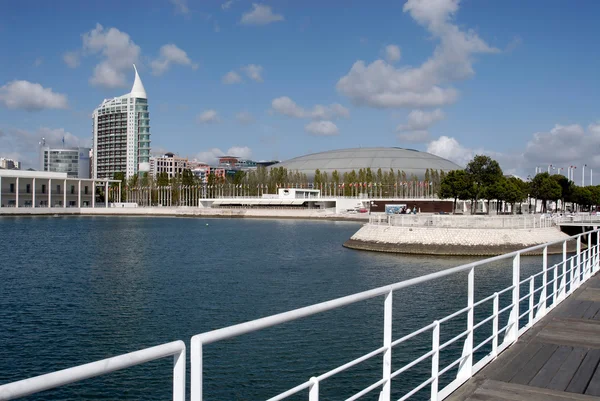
[0,217,564,400]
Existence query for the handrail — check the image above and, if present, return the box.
[0,341,185,401]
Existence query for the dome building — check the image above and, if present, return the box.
[270,147,461,179]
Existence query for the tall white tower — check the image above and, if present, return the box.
[92,65,151,179]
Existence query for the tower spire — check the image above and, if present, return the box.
[130,64,147,98]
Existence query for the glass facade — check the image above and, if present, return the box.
[43,148,91,178]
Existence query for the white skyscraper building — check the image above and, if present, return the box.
[92,65,151,179]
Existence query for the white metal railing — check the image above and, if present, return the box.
[1,230,599,400]
[190,229,599,401]
[555,214,600,225]
[0,341,185,401]
[369,214,556,229]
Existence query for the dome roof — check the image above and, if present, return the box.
[270,147,461,179]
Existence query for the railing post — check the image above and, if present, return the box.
[569,257,575,295]
[596,229,600,273]
[309,377,319,401]
[492,292,499,358]
[191,337,202,401]
[504,253,520,345]
[381,290,393,401]
[576,236,581,288]
[173,345,186,401]
[587,234,592,279]
[528,276,535,325]
[431,320,440,401]
[457,267,474,380]
[536,246,548,318]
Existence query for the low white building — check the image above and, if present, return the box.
[0,170,119,209]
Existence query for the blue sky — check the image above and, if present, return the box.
[1,0,600,179]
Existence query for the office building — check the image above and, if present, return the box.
[42,147,91,178]
[0,158,21,170]
[92,64,151,180]
[150,153,188,178]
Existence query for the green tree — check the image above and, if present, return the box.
[112,172,126,202]
[530,172,562,212]
[439,170,474,214]
[465,155,503,213]
[504,177,528,214]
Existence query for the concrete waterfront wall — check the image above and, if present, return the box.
[0,206,370,221]
[344,224,574,256]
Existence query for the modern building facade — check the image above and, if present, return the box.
[92,64,151,180]
[0,158,21,170]
[150,153,188,178]
[0,170,119,208]
[42,147,91,178]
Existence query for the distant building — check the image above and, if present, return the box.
[257,160,280,168]
[150,153,188,178]
[0,158,21,170]
[42,147,91,178]
[218,156,239,167]
[92,64,151,180]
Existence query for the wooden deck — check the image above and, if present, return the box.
[447,273,600,400]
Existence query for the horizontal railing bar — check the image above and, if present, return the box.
[0,341,185,401]
[391,323,436,348]
[473,292,498,308]
[472,312,497,331]
[266,381,312,401]
[345,378,387,401]
[473,333,496,354]
[390,349,436,380]
[497,285,516,296]
[520,270,545,283]
[498,303,514,316]
[438,305,471,324]
[397,376,435,401]
[438,352,470,378]
[318,346,386,381]
[439,329,470,351]
[191,232,595,345]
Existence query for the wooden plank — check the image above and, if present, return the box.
[547,348,588,391]
[469,379,600,400]
[491,341,544,382]
[578,288,600,302]
[558,301,583,319]
[537,319,600,348]
[576,301,595,319]
[510,344,558,385]
[585,364,600,396]
[566,349,600,393]
[582,303,600,319]
[529,346,573,388]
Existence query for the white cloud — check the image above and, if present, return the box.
[397,109,445,131]
[63,51,80,68]
[427,135,474,167]
[222,0,235,10]
[151,44,198,75]
[398,130,430,143]
[241,64,264,82]
[227,146,252,159]
[384,44,401,62]
[271,96,350,120]
[195,146,252,164]
[222,70,242,84]
[337,0,497,109]
[241,4,284,26]
[0,127,89,169]
[82,24,142,88]
[170,0,189,14]
[305,121,339,136]
[0,81,68,111]
[236,111,255,124]
[197,109,220,124]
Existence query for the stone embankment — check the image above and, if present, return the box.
[344,224,574,256]
[0,207,370,222]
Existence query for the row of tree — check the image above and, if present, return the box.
[438,155,600,213]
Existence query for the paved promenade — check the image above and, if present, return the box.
[448,272,600,400]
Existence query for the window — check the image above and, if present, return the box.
[71,185,75,194]
[26,184,31,194]
[84,186,89,195]
[42,185,46,194]
[56,184,61,193]
[10,183,14,193]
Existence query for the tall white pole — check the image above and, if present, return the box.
[582,165,586,187]
[591,169,593,186]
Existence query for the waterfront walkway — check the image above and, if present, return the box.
[448,272,600,400]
